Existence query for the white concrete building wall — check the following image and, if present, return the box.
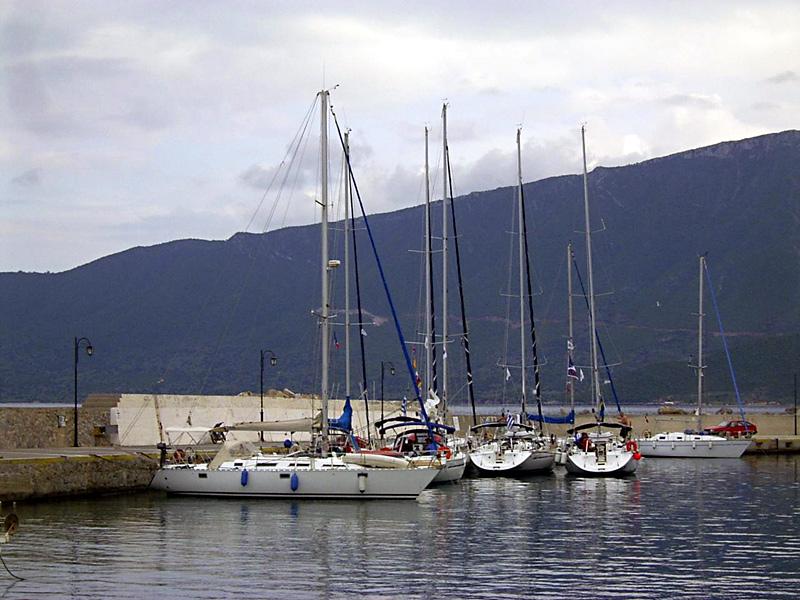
[111,393,405,446]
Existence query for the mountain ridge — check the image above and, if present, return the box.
[2,130,798,406]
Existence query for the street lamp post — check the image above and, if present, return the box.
[73,336,93,447]
[260,349,278,444]
[380,361,395,424]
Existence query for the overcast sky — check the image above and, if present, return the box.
[2,1,798,272]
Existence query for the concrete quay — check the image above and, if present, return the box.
[747,435,800,454]
[0,446,160,503]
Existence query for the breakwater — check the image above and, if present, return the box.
[0,449,158,502]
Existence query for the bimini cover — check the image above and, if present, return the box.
[208,440,259,470]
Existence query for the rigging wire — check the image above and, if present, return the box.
[499,189,516,407]
[520,174,545,427]
[120,97,320,443]
[328,105,437,446]
[445,143,478,425]
[572,256,623,415]
[703,259,749,427]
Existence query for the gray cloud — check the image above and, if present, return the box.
[661,94,719,109]
[765,70,799,84]
[453,135,580,197]
[10,168,42,187]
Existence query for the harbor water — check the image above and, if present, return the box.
[1,456,798,599]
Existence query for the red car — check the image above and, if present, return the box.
[704,420,757,437]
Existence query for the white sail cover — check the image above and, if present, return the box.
[217,412,322,433]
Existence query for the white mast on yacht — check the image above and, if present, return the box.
[344,130,352,407]
[320,89,330,452]
[424,126,433,395]
[441,103,449,415]
[516,128,527,416]
[581,125,602,418]
[568,241,575,416]
[695,254,706,432]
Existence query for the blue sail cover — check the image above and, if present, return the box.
[328,398,353,432]
[527,410,575,424]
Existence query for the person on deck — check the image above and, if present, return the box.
[578,432,594,452]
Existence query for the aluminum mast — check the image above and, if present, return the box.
[320,89,330,451]
[581,125,601,415]
[441,104,449,413]
[516,128,527,415]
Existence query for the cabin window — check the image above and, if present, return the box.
[198,473,208,479]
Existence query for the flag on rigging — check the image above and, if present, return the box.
[412,351,423,390]
[567,339,575,352]
[360,328,367,337]
[505,367,512,381]
[333,332,340,350]
[579,368,585,382]
[506,413,516,430]
[567,356,579,380]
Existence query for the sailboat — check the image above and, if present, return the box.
[637,255,752,458]
[467,128,555,475]
[374,111,469,484]
[150,90,438,499]
[563,126,639,477]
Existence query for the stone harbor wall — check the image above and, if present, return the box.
[0,406,111,449]
[0,453,158,502]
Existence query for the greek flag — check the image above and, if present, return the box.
[567,356,579,380]
[506,413,515,430]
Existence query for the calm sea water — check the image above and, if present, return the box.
[1,456,798,599]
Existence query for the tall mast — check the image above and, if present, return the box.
[568,242,575,416]
[441,103,449,412]
[424,126,433,395]
[344,130,351,403]
[696,254,706,432]
[320,89,330,449]
[516,128,527,416]
[581,125,601,416]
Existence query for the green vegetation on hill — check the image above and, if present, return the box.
[1,131,799,406]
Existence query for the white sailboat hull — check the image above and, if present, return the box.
[636,433,751,458]
[565,448,638,477]
[151,459,437,499]
[432,451,467,483]
[405,451,467,483]
[469,446,555,475]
